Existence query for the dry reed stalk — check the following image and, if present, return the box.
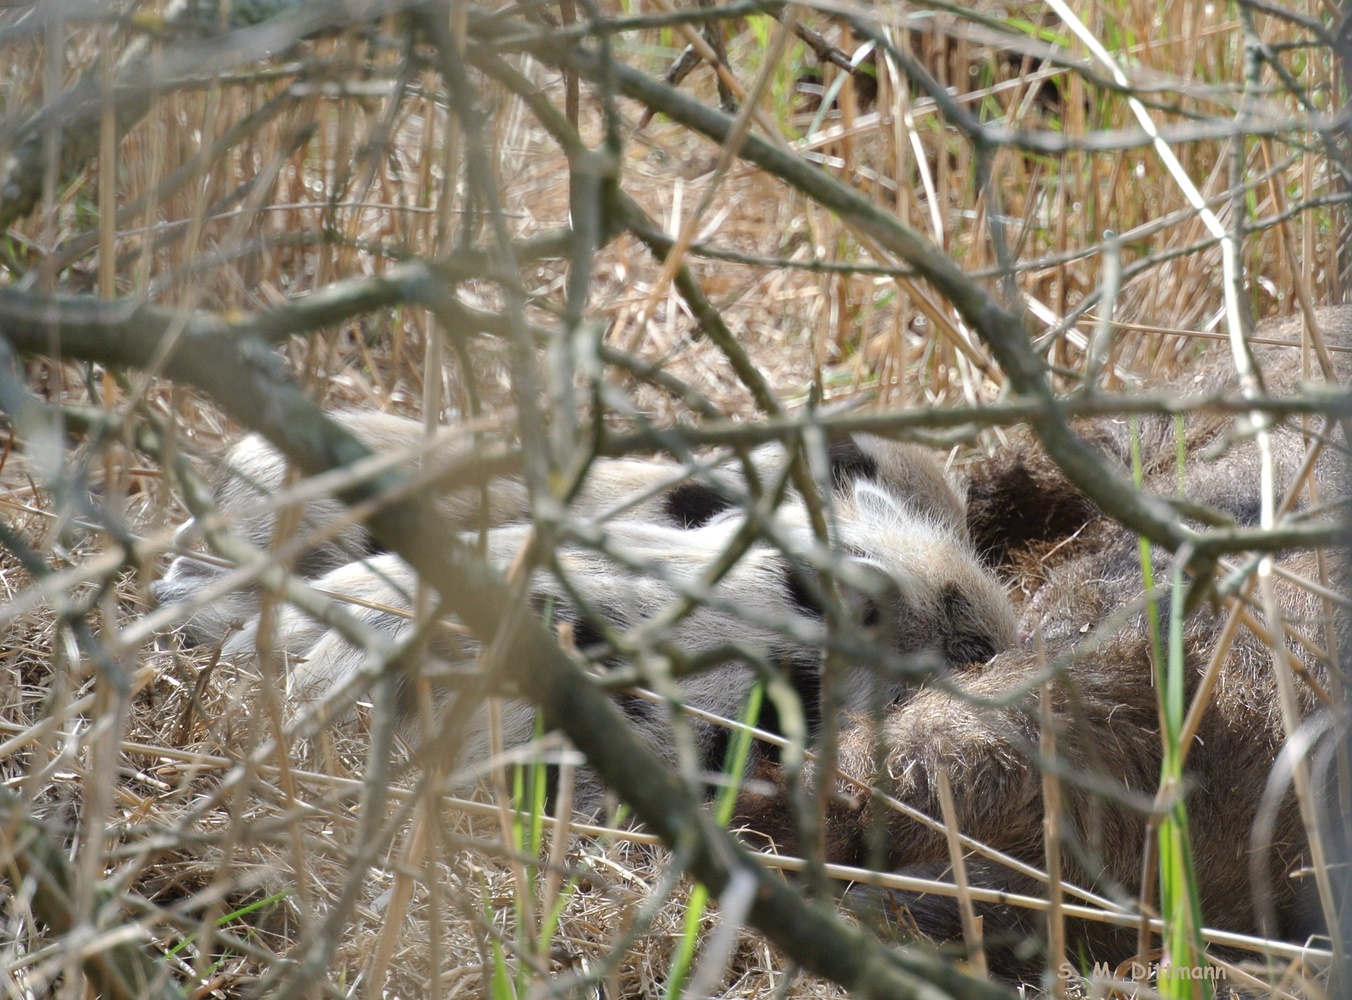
[935,767,989,977]
[1040,670,1067,1000]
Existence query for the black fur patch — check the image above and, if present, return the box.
[700,726,733,780]
[859,597,882,629]
[616,692,661,726]
[663,480,735,528]
[781,566,827,620]
[828,437,879,492]
[528,595,616,661]
[941,584,998,666]
[569,615,606,654]
[784,563,884,631]
[755,648,824,763]
[363,529,389,557]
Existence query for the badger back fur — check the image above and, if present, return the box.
[736,307,1352,979]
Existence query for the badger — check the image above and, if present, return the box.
[152,410,975,642]
[737,307,1352,979]
[153,420,1016,810]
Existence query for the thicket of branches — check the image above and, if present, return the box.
[0,0,1349,996]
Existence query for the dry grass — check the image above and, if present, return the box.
[0,0,1346,996]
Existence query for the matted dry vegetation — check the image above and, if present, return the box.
[0,0,1348,997]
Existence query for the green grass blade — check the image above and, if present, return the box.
[665,681,765,998]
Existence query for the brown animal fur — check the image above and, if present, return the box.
[735,308,1350,978]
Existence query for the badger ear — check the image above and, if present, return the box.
[851,480,906,525]
[171,516,199,546]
